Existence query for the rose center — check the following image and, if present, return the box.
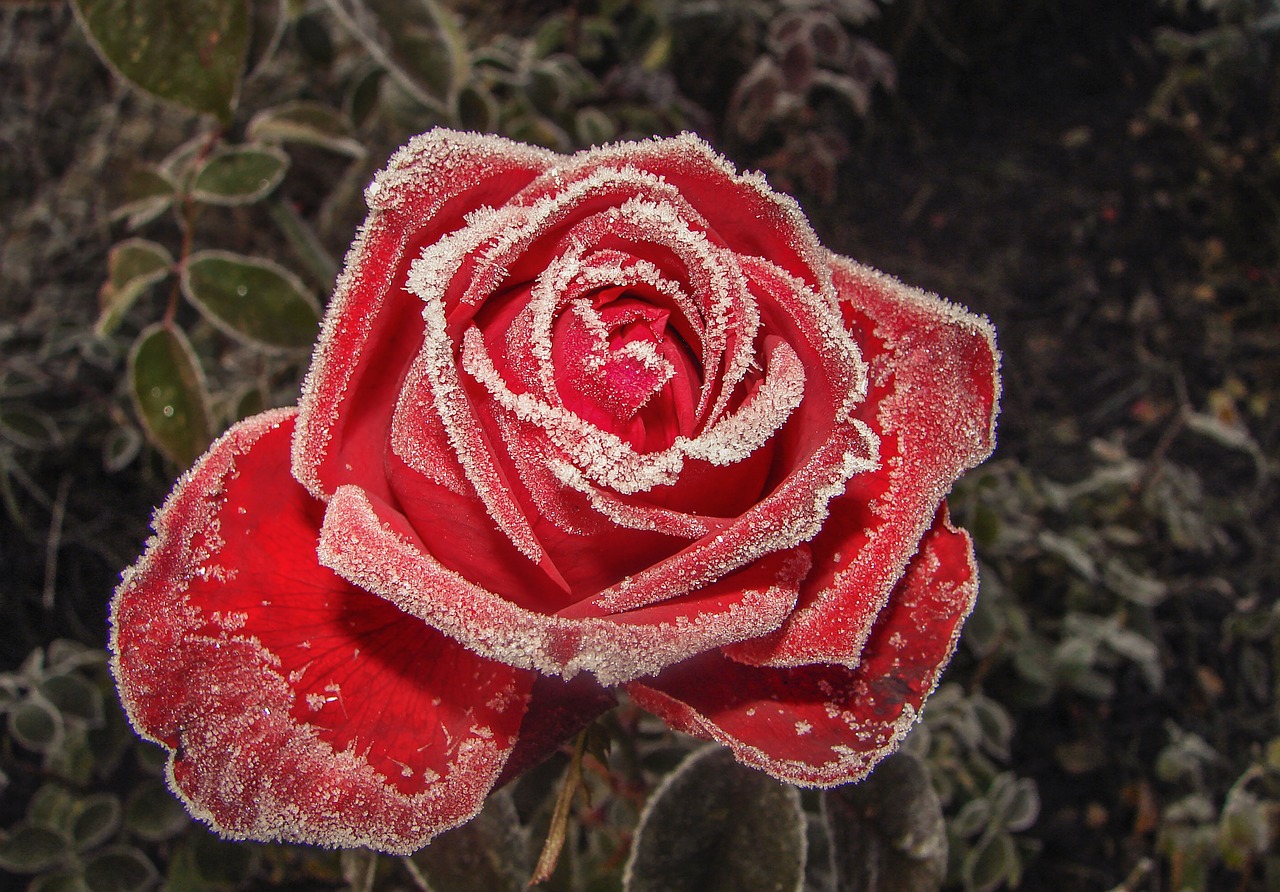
[552,288,699,450]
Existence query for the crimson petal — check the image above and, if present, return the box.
[727,255,999,667]
[293,131,555,503]
[625,508,977,787]
[111,409,533,853]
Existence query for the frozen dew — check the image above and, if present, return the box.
[317,484,804,685]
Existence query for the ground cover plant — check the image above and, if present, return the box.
[0,1,1276,890]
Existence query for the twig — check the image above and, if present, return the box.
[42,474,70,610]
[266,196,339,291]
[529,731,588,886]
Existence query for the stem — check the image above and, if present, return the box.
[166,128,222,325]
[266,195,340,291]
[529,732,588,886]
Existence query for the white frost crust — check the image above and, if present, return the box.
[461,329,806,495]
[110,409,520,854]
[627,528,980,789]
[729,252,1000,670]
[316,485,806,686]
[292,136,551,501]
[578,419,878,617]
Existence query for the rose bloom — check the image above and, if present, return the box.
[112,130,999,853]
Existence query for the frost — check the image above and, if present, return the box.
[316,485,804,685]
[110,409,533,854]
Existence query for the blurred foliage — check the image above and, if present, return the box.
[0,0,1277,889]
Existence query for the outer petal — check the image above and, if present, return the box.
[316,484,807,685]
[728,255,999,667]
[292,130,555,503]
[111,409,534,853]
[626,508,977,787]
[520,132,836,299]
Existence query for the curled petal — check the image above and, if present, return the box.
[520,133,836,300]
[316,485,807,685]
[728,255,999,668]
[112,410,532,853]
[293,131,554,503]
[626,508,977,787]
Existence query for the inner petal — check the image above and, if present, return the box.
[559,297,674,425]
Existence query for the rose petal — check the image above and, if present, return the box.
[727,255,999,667]
[293,130,555,503]
[574,417,877,617]
[317,484,807,685]
[519,133,834,300]
[112,409,533,853]
[625,508,977,787]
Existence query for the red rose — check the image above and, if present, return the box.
[111,130,999,852]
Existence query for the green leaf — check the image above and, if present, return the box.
[103,425,144,473]
[181,251,320,350]
[29,784,79,830]
[38,674,105,727]
[0,824,72,874]
[355,0,471,107]
[345,65,385,127]
[45,641,107,674]
[10,697,63,752]
[70,0,250,123]
[407,791,527,892]
[245,0,287,75]
[166,827,256,888]
[29,871,91,892]
[296,12,335,65]
[125,779,191,842]
[246,101,367,158]
[82,846,159,892]
[624,746,806,892]
[824,752,947,892]
[986,774,1040,834]
[575,106,617,147]
[71,794,123,852]
[128,323,214,468]
[456,84,496,132]
[109,167,177,229]
[191,144,289,205]
[0,405,63,451]
[961,831,1020,892]
[96,239,174,336]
